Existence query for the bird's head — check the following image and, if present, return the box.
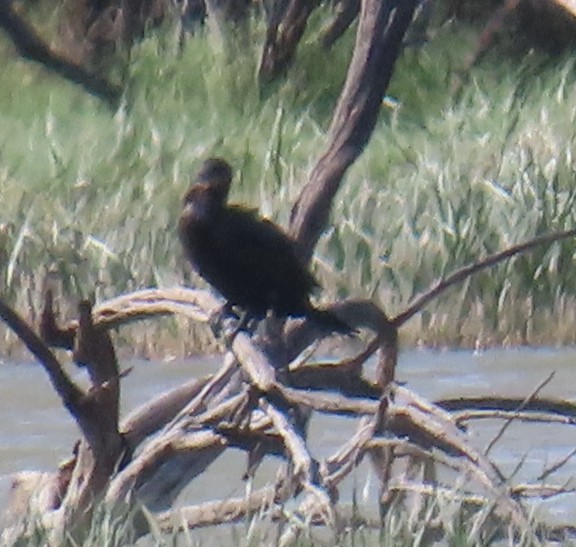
[195,157,233,204]
[181,183,220,223]
[181,158,233,223]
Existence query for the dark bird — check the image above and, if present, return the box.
[178,158,352,334]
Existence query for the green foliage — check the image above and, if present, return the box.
[2,14,576,349]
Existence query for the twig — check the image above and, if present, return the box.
[393,228,576,326]
[122,376,213,446]
[484,372,556,456]
[537,446,576,482]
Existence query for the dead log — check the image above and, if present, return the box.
[5,225,574,539]
[4,0,576,541]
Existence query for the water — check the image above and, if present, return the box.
[1,347,575,526]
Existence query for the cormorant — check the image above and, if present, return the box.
[178,158,351,334]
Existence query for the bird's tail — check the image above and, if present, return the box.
[307,307,356,335]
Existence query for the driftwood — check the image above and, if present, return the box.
[3,228,576,542]
[3,0,576,543]
[3,280,576,543]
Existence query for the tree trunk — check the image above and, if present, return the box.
[289,0,418,265]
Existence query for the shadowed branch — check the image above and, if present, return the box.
[0,0,121,107]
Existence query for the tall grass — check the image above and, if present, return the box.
[1,14,576,353]
[2,492,553,547]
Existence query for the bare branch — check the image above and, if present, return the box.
[452,410,576,427]
[0,298,83,412]
[484,372,556,456]
[0,0,121,107]
[121,376,212,446]
[393,228,576,327]
[437,395,576,417]
[321,0,360,49]
[156,485,281,531]
[259,0,321,82]
[537,447,576,482]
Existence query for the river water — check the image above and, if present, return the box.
[1,347,575,527]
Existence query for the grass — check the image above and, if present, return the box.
[2,9,576,354]
[1,490,559,547]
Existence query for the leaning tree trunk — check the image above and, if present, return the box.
[289,0,418,264]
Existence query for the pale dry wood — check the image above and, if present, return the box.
[453,409,576,426]
[260,399,313,482]
[321,417,376,488]
[260,398,338,542]
[156,483,383,534]
[147,389,545,533]
[231,331,277,391]
[167,353,241,424]
[5,284,570,540]
[125,356,532,532]
[94,287,219,328]
[155,485,281,531]
[105,429,228,510]
[121,376,212,446]
[100,294,528,529]
[4,1,576,540]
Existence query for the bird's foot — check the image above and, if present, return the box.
[209,305,260,345]
[208,302,238,338]
[223,310,255,346]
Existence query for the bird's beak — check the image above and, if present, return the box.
[182,183,212,221]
